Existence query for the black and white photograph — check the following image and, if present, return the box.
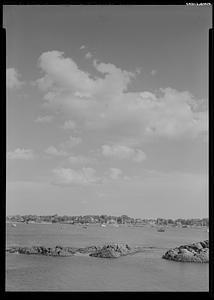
[4,4,211,292]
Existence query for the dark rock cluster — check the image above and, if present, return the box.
[162,240,209,263]
[6,243,138,258]
[6,245,75,256]
[6,244,108,257]
[7,240,209,262]
[76,245,102,254]
[89,243,138,258]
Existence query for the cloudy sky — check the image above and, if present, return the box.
[5,5,211,218]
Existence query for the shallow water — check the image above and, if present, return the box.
[6,223,209,291]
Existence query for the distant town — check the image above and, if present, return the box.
[6,214,209,227]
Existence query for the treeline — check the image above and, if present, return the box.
[156,218,209,226]
[6,214,209,226]
[7,214,135,224]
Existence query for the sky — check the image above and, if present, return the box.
[4,5,211,218]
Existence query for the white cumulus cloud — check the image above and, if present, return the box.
[35,115,54,123]
[108,168,123,180]
[44,135,82,158]
[7,148,35,160]
[62,120,76,130]
[60,136,82,149]
[102,144,146,162]
[85,52,92,59]
[151,69,157,76]
[45,146,67,156]
[68,155,94,165]
[36,51,135,112]
[35,51,208,141]
[52,167,100,186]
[6,68,24,89]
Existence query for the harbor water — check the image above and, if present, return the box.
[6,223,209,291]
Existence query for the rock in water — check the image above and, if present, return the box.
[6,243,151,258]
[6,245,74,256]
[89,243,137,258]
[162,240,209,263]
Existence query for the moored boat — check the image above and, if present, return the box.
[157,227,165,232]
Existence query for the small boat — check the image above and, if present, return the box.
[82,225,88,229]
[207,229,209,233]
[101,224,106,227]
[11,223,17,227]
[157,227,165,232]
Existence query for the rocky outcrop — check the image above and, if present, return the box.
[6,245,108,257]
[89,243,138,258]
[6,245,75,256]
[6,243,139,258]
[162,240,209,263]
[76,245,102,254]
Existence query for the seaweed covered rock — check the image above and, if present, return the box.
[6,245,103,257]
[162,240,209,263]
[76,245,102,254]
[6,243,153,258]
[89,243,137,258]
[6,245,74,256]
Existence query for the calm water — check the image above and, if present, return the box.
[6,223,209,291]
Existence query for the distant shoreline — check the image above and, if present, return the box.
[6,221,52,225]
[6,221,209,230]
[6,215,209,228]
